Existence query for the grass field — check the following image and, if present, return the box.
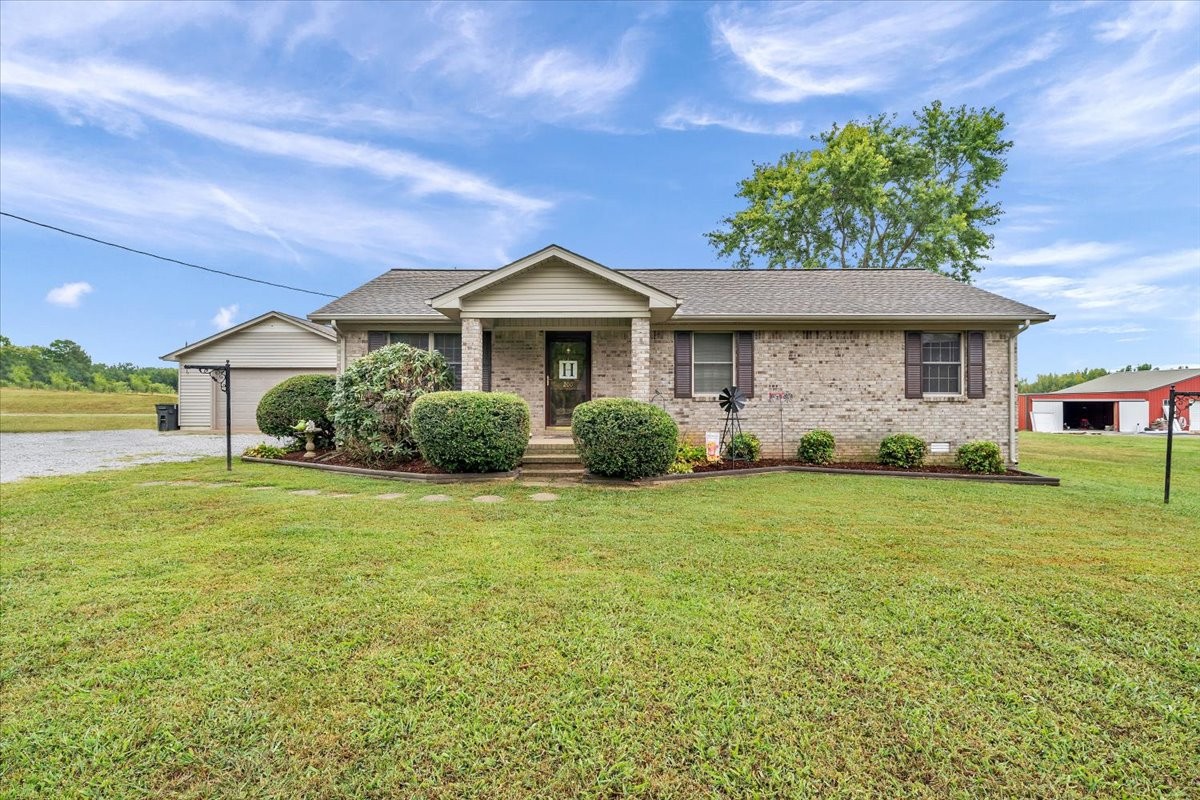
[0,388,177,432]
[1,433,1197,798]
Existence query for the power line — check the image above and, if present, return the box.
[0,211,338,298]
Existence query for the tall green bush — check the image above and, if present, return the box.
[411,391,530,473]
[727,432,761,461]
[878,433,927,468]
[256,374,336,447]
[571,398,677,480]
[329,344,453,464]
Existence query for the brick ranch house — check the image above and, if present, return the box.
[309,245,1053,464]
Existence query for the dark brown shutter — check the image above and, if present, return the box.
[904,331,923,399]
[674,331,692,398]
[736,331,754,398]
[966,331,985,399]
[481,330,492,392]
[367,331,387,352]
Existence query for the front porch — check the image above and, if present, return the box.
[462,317,651,434]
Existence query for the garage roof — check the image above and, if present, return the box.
[1050,368,1200,394]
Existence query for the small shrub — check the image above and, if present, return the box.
[726,432,761,461]
[256,374,336,447]
[956,440,1004,474]
[411,391,530,473]
[797,429,836,465]
[572,398,677,480]
[329,344,454,464]
[676,440,707,465]
[878,433,927,468]
[243,442,287,459]
[667,460,694,474]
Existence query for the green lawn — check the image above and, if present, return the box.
[0,388,176,432]
[1,433,1197,798]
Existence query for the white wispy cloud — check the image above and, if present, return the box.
[1053,324,1149,335]
[1027,1,1200,153]
[955,32,1062,91]
[211,304,238,330]
[45,281,93,308]
[0,149,543,268]
[658,104,804,136]
[990,240,1129,267]
[709,1,984,102]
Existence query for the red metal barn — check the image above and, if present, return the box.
[1019,368,1200,433]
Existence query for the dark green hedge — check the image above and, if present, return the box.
[571,398,677,480]
[255,374,336,447]
[797,429,836,465]
[410,391,530,473]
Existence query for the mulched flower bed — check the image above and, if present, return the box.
[689,458,1025,477]
[278,449,448,474]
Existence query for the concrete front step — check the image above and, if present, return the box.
[522,452,581,464]
[526,444,577,455]
[521,469,586,479]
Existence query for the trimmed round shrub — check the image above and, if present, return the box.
[956,440,1004,474]
[727,432,761,461]
[797,429,836,465]
[571,398,677,480]
[329,343,454,464]
[256,374,336,447]
[411,391,530,473]
[878,433,927,468]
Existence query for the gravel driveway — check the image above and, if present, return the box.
[0,430,284,483]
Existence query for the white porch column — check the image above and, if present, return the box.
[461,317,483,391]
[631,316,651,402]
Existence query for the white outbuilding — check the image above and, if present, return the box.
[162,311,337,433]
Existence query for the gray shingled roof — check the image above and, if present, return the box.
[310,267,1052,320]
[1050,368,1200,394]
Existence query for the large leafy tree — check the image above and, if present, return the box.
[707,102,1011,283]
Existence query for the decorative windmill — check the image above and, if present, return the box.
[718,385,747,459]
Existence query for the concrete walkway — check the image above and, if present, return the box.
[0,430,282,483]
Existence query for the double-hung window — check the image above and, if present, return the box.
[920,333,961,395]
[386,332,463,389]
[692,332,734,395]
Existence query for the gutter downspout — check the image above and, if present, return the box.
[1010,319,1031,465]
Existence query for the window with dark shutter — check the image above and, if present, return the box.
[482,330,492,392]
[674,331,692,398]
[367,331,387,352]
[736,331,754,398]
[966,331,985,398]
[904,331,923,399]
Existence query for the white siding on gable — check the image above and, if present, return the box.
[179,320,336,369]
[460,258,649,316]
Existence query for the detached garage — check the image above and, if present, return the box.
[1019,368,1200,433]
[162,311,337,433]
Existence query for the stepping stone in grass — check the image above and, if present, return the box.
[289,489,321,496]
[138,481,170,487]
[375,493,407,500]
[327,493,354,498]
[529,493,559,502]
[247,486,275,491]
[420,494,452,502]
[472,495,504,503]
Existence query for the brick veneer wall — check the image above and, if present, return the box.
[648,328,1016,463]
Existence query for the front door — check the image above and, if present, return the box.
[545,332,590,428]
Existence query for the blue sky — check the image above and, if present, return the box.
[1,0,1197,377]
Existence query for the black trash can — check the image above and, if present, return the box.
[156,403,179,432]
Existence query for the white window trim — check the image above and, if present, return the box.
[692,332,735,398]
[920,332,963,397]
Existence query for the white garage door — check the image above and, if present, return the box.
[213,368,331,433]
[1118,400,1149,432]
[1030,400,1063,432]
